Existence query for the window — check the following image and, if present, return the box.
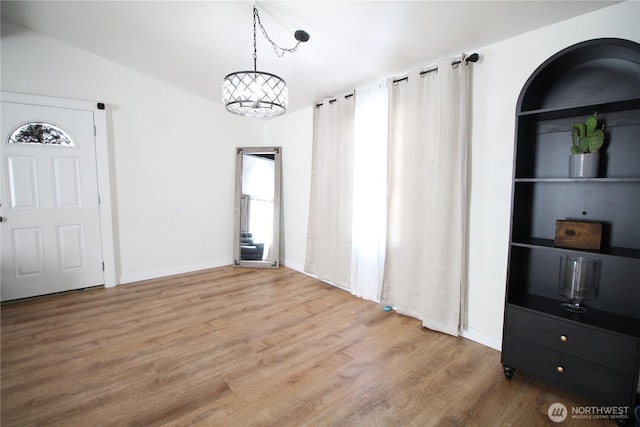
[8,123,74,146]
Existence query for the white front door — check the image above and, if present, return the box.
[1,100,104,300]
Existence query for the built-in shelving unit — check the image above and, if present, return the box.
[501,38,640,424]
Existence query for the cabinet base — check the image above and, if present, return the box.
[503,365,515,380]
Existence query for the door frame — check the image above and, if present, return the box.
[1,91,117,287]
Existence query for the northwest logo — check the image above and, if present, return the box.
[548,402,568,423]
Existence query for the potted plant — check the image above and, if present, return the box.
[570,112,604,178]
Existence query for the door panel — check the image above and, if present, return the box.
[12,227,45,277]
[7,156,39,209]
[53,157,82,207]
[57,224,87,271]
[1,101,103,300]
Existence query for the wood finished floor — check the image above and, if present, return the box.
[1,266,618,426]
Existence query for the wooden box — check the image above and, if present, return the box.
[555,220,602,250]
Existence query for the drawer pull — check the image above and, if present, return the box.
[556,366,564,374]
[560,335,568,343]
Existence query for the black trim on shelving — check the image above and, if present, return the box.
[510,239,640,259]
[505,299,640,338]
[518,98,640,120]
[514,178,640,183]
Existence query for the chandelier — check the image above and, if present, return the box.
[222,5,309,118]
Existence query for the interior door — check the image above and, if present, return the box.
[1,100,103,300]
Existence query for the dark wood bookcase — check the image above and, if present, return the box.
[501,38,640,423]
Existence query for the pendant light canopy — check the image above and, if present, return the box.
[222,6,309,118]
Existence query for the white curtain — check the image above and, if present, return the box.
[351,81,388,301]
[381,57,470,336]
[305,96,355,288]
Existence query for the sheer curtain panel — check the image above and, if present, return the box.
[305,96,355,289]
[381,57,470,336]
[351,81,388,301]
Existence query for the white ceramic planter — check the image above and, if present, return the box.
[569,153,599,178]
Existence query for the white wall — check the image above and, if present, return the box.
[267,1,640,350]
[1,20,264,283]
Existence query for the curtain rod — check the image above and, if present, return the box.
[392,52,480,84]
[315,93,354,108]
[315,52,479,107]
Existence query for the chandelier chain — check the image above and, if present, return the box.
[253,7,258,71]
[223,4,305,117]
[253,6,301,59]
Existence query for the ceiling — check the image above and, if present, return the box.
[1,1,619,115]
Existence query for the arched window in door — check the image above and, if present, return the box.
[8,122,74,146]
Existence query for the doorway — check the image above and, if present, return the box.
[1,93,115,300]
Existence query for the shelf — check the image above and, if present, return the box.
[510,238,640,259]
[507,296,640,338]
[505,38,640,414]
[518,98,640,120]
[515,178,640,183]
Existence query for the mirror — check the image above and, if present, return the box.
[234,147,281,268]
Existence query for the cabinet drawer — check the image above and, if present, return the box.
[503,335,635,405]
[505,306,638,373]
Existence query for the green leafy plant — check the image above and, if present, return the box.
[571,112,605,154]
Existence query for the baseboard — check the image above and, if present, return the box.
[281,259,305,273]
[118,258,232,285]
[460,326,502,351]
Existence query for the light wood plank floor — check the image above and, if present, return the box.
[2,266,619,426]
